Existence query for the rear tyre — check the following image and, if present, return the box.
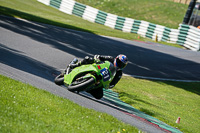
[54,74,64,85]
[68,77,95,92]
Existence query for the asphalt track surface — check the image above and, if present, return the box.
[1,16,200,132]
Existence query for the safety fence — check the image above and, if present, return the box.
[38,0,200,51]
[178,24,200,51]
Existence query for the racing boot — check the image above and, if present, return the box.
[68,56,94,69]
[70,58,78,65]
[67,58,78,68]
[65,58,78,74]
[65,63,80,74]
[69,63,80,69]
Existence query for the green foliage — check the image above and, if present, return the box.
[114,76,200,133]
[0,75,139,133]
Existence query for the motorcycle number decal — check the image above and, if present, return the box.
[100,68,110,81]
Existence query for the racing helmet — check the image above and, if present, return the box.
[114,54,128,70]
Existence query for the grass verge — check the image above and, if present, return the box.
[0,74,139,133]
[0,0,183,48]
[114,76,200,133]
[76,0,188,29]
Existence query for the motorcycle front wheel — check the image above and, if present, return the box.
[67,77,95,92]
[54,74,64,85]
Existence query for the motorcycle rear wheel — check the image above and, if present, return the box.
[54,74,64,85]
[68,77,95,92]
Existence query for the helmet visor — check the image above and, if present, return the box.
[116,58,127,69]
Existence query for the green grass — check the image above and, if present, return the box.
[76,0,188,29]
[0,74,139,133]
[1,74,199,133]
[114,76,200,133]
[0,0,183,48]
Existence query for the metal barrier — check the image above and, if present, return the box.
[38,0,200,51]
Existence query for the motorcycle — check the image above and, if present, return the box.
[54,58,116,93]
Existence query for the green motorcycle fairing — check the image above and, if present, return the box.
[64,61,116,89]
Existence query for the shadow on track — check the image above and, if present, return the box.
[0,43,58,82]
[1,14,200,96]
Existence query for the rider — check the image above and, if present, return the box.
[69,54,128,99]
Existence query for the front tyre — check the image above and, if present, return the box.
[68,77,95,92]
[54,74,64,85]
